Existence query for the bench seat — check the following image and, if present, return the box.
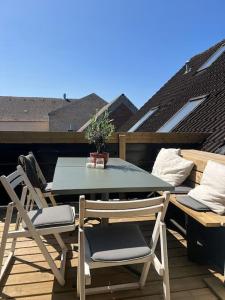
[169,193,225,227]
[158,149,225,276]
[159,149,225,228]
[158,190,225,227]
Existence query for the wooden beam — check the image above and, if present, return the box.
[124,132,210,144]
[119,134,126,160]
[0,132,118,144]
[0,131,209,144]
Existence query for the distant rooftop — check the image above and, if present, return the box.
[78,93,137,132]
[48,93,107,132]
[0,96,70,121]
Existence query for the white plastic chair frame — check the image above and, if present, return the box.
[0,165,76,286]
[78,192,170,300]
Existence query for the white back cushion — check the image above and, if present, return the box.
[152,148,194,186]
[188,160,225,215]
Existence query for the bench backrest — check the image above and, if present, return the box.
[181,149,225,187]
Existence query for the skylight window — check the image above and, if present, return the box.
[198,44,225,71]
[157,96,206,133]
[128,107,158,132]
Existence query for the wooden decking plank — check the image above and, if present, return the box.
[8,287,218,300]
[0,274,213,299]
[204,276,225,300]
[1,264,211,289]
[0,218,223,300]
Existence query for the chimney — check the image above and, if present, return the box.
[63,93,71,102]
[184,60,191,74]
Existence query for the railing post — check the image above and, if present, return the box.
[119,134,126,161]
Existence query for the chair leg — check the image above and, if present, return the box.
[77,264,80,296]
[11,212,21,253]
[78,228,85,300]
[48,194,57,206]
[54,233,68,279]
[33,233,65,286]
[160,222,170,300]
[79,260,86,300]
[54,233,67,251]
[139,261,151,288]
[77,256,86,299]
[0,203,14,281]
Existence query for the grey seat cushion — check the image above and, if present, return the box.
[176,195,211,212]
[85,224,151,262]
[23,205,75,229]
[173,185,192,194]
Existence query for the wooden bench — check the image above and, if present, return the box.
[161,149,225,275]
[170,149,225,227]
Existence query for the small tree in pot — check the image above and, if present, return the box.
[85,110,115,165]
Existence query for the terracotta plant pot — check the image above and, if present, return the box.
[90,152,109,167]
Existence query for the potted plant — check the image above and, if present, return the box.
[85,110,115,166]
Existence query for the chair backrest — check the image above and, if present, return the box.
[79,193,170,253]
[0,165,43,211]
[18,152,47,191]
[79,192,170,226]
[28,152,47,186]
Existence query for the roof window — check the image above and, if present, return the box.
[157,96,206,132]
[128,107,158,132]
[198,44,225,72]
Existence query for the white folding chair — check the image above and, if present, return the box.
[0,165,76,286]
[19,152,57,206]
[78,192,170,300]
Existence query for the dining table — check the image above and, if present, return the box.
[52,156,174,276]
[52,157,174,196]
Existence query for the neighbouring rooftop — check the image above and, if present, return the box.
[121,39,225,153]
[0,96,68,121]
[0,93,137,133]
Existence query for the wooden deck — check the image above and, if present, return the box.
[0,215,223,300]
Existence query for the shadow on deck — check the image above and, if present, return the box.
[0,216,222,300]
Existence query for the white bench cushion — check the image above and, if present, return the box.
[152,148,194,186]
[188,160,225,215]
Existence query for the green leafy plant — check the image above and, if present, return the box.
[85,110,115,153]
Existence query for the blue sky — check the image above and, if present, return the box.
[0,0,225,108]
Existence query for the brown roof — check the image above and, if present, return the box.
[0,96,69,121]
[121,39,225,152]
[49,93,107,131]
[78,93,137,132]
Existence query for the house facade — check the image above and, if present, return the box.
[0,96,68,131]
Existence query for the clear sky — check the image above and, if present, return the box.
[0,0,225,108]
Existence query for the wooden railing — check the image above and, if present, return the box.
[0,131,209,204]
[0,131,209,161]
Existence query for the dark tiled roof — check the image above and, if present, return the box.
[78,94,137,132]
[49,93,107,131]
[121,39,225,152]
[0,96,69,121]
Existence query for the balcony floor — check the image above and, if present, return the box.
[0,216,223,300]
